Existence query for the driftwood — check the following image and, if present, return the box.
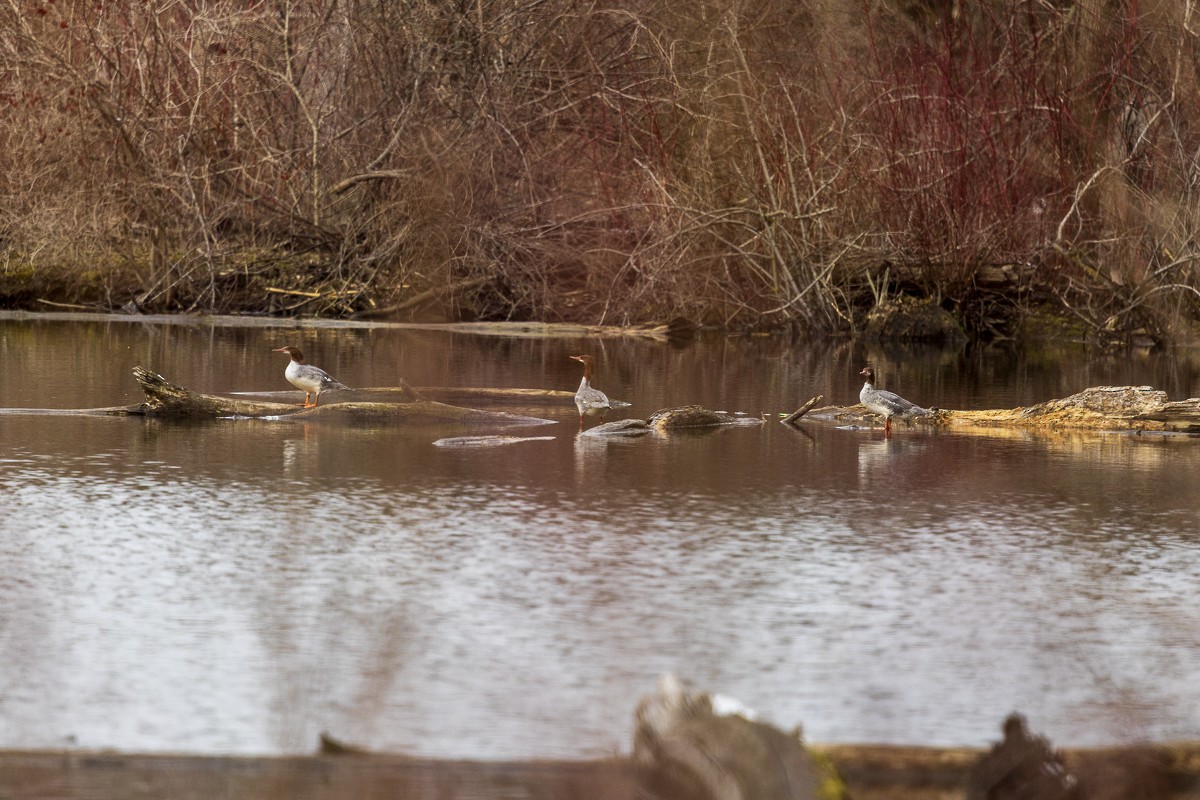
[132,367,311,417]
[782,395,824,426]
[803,386,1200,433]
[120,367,556,427]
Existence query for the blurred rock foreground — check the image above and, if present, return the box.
[632,673,836,800]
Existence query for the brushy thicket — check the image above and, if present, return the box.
[1,0,1198,339]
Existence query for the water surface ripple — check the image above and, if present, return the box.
[0,316,1197,757]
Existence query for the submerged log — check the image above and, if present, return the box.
[648,405,747,429]
[432,435,557,448]
[128,367,555,427]
[415,386,574,405]
[807,386,1200,433]
[583,405,764,437]
[236,386,625,409]
[232,386,572,406]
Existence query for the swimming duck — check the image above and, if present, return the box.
[859,366,925,435]
[272,346,348,408]
[569,354,612,430]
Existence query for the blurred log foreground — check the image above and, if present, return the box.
[2,677,1198,800]
[800,385,1200,434]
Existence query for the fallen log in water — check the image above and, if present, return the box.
[121,367,556,427]
[233,386,589,407]
[414,386,574,405]
[802,386,1200,433]
[433,435,558,448]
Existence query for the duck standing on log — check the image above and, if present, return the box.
[569,354,612,431]
[272,346,348,408]
[859,366,927,436]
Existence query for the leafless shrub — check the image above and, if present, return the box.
[1,0,1199,338]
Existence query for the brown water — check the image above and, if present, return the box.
[1,312,1198,758]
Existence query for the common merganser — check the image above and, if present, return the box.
[859,366,926,436]
[272,346,348,408]
[569,354,612,430]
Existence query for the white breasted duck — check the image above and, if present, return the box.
[859,366,926,435]
[569,354,612,430]
[272,346,348,408]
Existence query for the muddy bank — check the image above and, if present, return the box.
[0,269,1146,346]
[2,743,1198,800]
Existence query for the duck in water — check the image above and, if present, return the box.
[569,354,612,430]
[272,346,348,408]
[859,366,927,436]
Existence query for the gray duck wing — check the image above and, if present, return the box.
[302,364,349,390]
[878,388,923,415]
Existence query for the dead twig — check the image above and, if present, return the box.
[36,299,93,310]
[782,395,823,426]
[330,170,410,195]
[265,287,323,298]
[353,276,492,319]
